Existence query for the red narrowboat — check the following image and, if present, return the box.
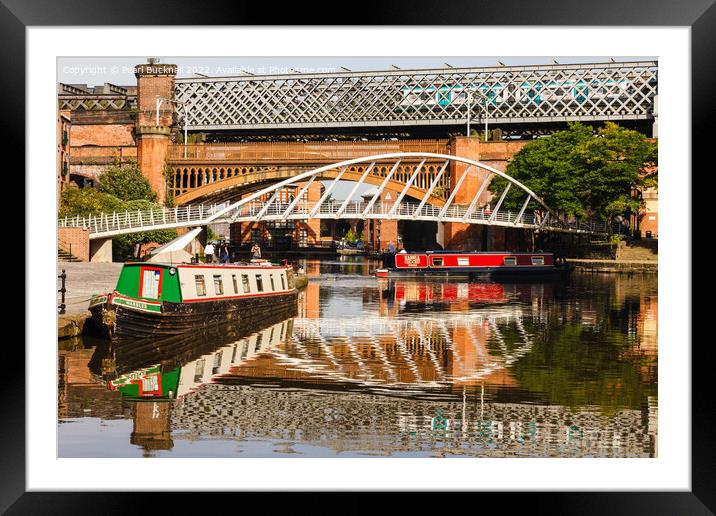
[374,251,569,279]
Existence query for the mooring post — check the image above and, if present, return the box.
[58,269,66,314]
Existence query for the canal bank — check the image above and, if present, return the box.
[569,259,658,274]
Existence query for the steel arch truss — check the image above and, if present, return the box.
[58,153,618,239]
[204,152,561,230]
[175,61,658,131]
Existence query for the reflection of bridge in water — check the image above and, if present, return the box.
[164,313,656,457]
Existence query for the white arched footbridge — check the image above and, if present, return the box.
[58,153,617,239]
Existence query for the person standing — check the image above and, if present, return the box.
[251,243,262,259]
[204,241,215,263]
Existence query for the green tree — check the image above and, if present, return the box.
[98,160,157,202]
[488,122,657,225]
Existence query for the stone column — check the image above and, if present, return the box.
[134,63,178,205]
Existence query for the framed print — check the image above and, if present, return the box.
[4,0,712,512]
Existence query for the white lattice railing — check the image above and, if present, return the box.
[58,200,618,239]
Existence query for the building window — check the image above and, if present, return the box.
[241,274,250,293]
[213,275,224,295]
[270,275,275,291]
[503,256,517,266]
[195,275,206,296]
[531,256,545,265]
[255,275,264,292]
[232,274,238,294]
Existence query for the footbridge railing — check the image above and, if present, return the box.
[58,200,616,239]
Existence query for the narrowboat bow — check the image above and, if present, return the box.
[89,260,298,340]
[374,251,570,279]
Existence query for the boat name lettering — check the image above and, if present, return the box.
[403,255,423,267]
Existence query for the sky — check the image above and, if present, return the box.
[57,56,657,86]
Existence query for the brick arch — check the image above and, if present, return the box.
[172,161,450,206]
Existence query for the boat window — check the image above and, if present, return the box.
[457,257,470,266]
[504,256,517,266]
[531,256,545,265]
[232,274,238,294]
[432,257,443,267]
[270,274,276,291]
[255,332,263,351]
[256,274,264,292]
[241,274,250,293]
[140,268,161,299]
[213,275,224,295]
[195,275,207,296]
[212,351,222,374]
[281,274,286,290]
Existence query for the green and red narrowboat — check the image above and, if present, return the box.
[375,251,570,279]
[88,261,298,340]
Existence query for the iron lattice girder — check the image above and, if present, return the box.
[175,61,658,130]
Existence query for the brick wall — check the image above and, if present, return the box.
[71,124,135,147]
[58,227,89,261]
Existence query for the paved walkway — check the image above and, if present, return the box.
[57,262,123,315]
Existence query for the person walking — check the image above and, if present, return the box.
[219,244,230,264]
[204,241,215,263]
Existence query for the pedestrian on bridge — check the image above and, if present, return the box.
[204,242,215,263]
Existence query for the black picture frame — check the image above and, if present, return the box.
[6,0,709,512]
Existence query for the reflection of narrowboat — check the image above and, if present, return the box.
[375,251,569,279]
[98,318,293,401]
[89,260,298,340]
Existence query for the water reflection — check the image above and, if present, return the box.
[58,262,657,458]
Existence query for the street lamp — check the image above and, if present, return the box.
[156,96,189,158]
[466,91,489,141]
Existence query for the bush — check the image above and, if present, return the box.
[98,161,157,202]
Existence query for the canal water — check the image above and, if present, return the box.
[58,258,658,458]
